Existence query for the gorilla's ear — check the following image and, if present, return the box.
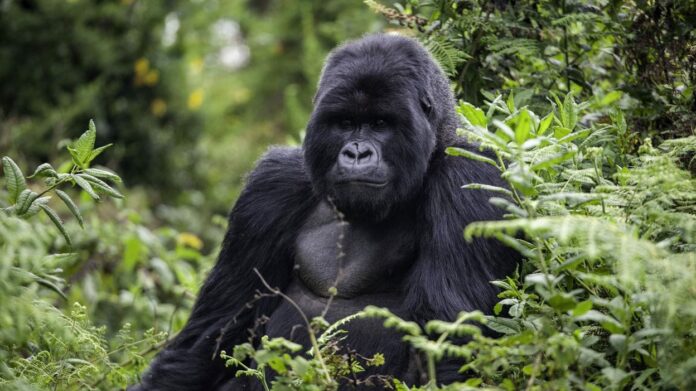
[420,93,433,117]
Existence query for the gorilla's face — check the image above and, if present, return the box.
[304,65,437,222]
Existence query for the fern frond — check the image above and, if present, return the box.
[423,37,470,77]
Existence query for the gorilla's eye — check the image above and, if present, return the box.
[340,119,354,128]
[374,119,387,128]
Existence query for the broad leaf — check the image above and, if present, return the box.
[458,102,487,128]
[86,143,113,166]
[28,163,58,178]
[446,147,498,167]
[79,173,123,199]
[70,119,97,167]
[461,183,513,197]
[514,109,532,144]
[563,93,578,130]
[39,204,72,246]
[56,189,84,228]
[16,189,39,215]
[71,174,100,200]
[84,168,122,182]
[23,196,50,218]
[538,113,554,135]
[2,156,26,203]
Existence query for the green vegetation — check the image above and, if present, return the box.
[1,0,694,390]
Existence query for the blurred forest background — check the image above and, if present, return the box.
[1,0,695,390]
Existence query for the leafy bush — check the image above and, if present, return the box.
[366,0,696,139]
[0,121,215,389]
[0,1,202,192]
[216,92,695,390]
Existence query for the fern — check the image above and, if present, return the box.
[423,36,470,77]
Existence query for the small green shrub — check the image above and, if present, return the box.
[0,121,181,390]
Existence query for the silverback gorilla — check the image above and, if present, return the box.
[133,34,518,390]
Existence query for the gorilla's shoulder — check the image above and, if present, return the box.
[246,146,308,185]
[437,139,499,175]
[426,139,507,202]
[233,146,316,233]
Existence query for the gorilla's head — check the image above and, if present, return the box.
[303,34,457,221]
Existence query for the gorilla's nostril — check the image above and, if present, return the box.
[343,149,357,159]
[358,150,372,160]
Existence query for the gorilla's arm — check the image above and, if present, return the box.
[407,141,519,382]
[134,147,317,390]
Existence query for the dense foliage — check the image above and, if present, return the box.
[1,0,694,390]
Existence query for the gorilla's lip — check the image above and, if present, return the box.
[335,180,389,188]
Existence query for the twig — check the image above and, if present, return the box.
[252,268,333,383]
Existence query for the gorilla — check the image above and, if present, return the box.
[134,34,518,390]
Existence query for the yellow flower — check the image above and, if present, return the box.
[190,58,204,75]
[187,88,204,110]
[134,58,150,86]
[144,69,159,86]
[177,232,203,250]
[134,58,149,76]
[150,99,167,117]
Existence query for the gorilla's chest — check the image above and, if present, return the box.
[294,201,417,300]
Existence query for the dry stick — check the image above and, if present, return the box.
[252,268,333,384]
[213,290,276,359]
[321,196,349,319]
[524,353,543,391]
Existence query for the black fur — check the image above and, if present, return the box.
[133,34,518,390]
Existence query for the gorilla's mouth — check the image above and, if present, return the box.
[335,179,389,188]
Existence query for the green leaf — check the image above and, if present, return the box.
[485,94,504,119]
[609,334,627,352]
[599,91,622,106]
[16,189,39,215]
[549,293,577,312]
[558,128,591,143]
[446,147,498,167]
[461,183,513,197]
[84,168,122,182]
[23,196,50,218]
[602,367,629,386]
[506,91,515,112]
[576,310,625,333]
[492,119,515,141]
[514,109,532,144]
[78,173,123,199]
[55,190,84,228]
[572,300,593,317]
[39,204,72,246]
[554,126,572,139]
[530,150,577,171]
[537,113,554,135]
[485,317,520,335]
[464,378,482,387]
[563,93,578,130]
[71,120,97,167]
[393,379,410,391]
[86,143,113,165]
[71,174,100,200]
[2,156,27,203]
[28,163,58,178]
[458,102,487,128]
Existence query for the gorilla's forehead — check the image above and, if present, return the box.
[316,73,416,117]
[319,89,408,117]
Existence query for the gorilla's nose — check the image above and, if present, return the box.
[338,141,378,169]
